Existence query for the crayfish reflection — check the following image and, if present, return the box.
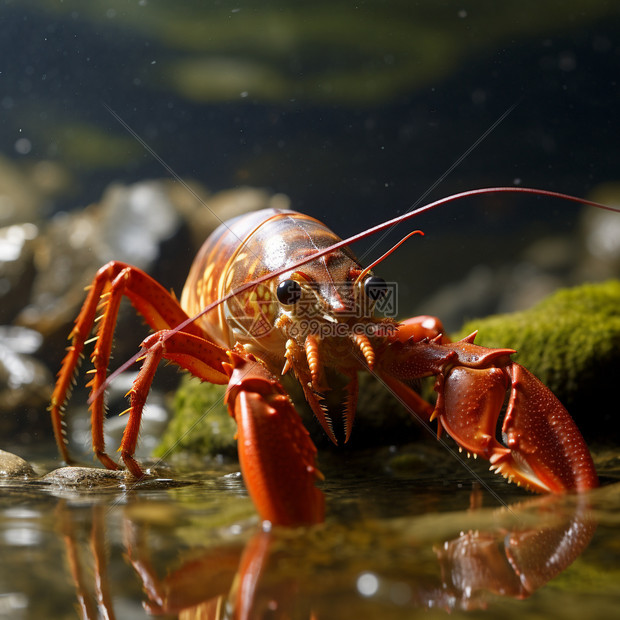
[57,493,596,619]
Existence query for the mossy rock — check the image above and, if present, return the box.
[154,377,236,462]
[455,280,620,440]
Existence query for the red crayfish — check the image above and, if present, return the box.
[50,187,605,526]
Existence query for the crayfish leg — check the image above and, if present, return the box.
[225,351,325,526]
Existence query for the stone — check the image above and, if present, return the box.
[0,449,35,478]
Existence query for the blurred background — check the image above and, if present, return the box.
[1,0,619,450]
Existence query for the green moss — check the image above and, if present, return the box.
[154,376,237,461]
[455,280,620,438]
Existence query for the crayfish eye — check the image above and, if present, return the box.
[363,276,387,301]
[276,279,302,305]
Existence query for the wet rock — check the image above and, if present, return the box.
[16,180,285,361]
[98,181,182,269]
[0,223,39,324]
[42,465,184,490]
[0,326,52,413]
[17,180,186,342]
[42,466,130,488]
[0,449,36,478]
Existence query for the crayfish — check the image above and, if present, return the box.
[50,187,605,526]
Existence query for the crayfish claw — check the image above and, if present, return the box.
[501,363,598,493]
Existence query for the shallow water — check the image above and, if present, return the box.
[1,447,619,620]
[1,4,619,619]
